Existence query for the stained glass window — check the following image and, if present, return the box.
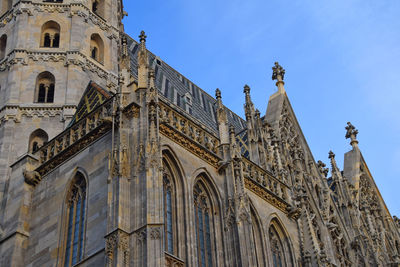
[163,173,175,254]
[64,173,86,267]
[270,226,284,267]
[194,183,213,267]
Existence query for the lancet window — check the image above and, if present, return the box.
[194,181,215,267]
[251,207,266,266]
[163,168,176,254]
[63,173,87,267]
[268,220,294,267]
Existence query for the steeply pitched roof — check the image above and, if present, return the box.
[127,37,247,136]
[68,81,114,127]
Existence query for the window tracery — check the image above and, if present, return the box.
[63,173,87,267]
[163,169,176,255]
[268,220,294,267]
[194,181,214,267]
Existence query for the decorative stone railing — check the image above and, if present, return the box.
[165,252,184,267]
[34,98,114,176]
[159,99,220,167]
[242,158,291,213]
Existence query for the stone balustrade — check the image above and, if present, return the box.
[159,100,219,154]
[165,252,184,267]
[34,98,114,175]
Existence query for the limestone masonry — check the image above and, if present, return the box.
[0,1,399,266]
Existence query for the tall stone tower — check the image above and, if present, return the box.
[0,0,123,237]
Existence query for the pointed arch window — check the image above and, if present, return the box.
[64,173,87,267]
[28,129,48,153]
[0,34,7,60]
[194,182,214,267]
[268,221,294,267]
[270,227,284,267]
[90,34,104,64]
[163,170,176,254]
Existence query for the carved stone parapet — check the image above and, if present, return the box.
[105,229,130,266]
[159,99,220,168]
[34,98,114,176]
[244,177,290,214]
[165,252,184,267]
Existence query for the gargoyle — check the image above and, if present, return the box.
[23,169,42,186]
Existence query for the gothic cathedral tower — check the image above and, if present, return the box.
[0,0,123,234]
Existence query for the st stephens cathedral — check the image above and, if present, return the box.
[0,0,399,266]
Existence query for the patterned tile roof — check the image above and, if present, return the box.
[127,37,247,136]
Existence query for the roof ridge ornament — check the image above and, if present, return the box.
[272,62,286,93]
[345,122,359,149]
[139,30,147,44]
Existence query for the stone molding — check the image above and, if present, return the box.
[0,50,118,89]
[0,104,76,126]
[0,1,120,39]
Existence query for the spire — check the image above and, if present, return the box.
[137,30,149,90]
[329,150,342,180]
[272,62,286,94]
[345,122,359,149]
[243,84,255,119]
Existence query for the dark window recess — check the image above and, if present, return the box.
[156,59,161,65]
[201,94,207,112]
[188,107,192,115]
[32,142,39,153]
[38,84,46,103]
[91,47,98,60]
[176,93,181,107]
[47,84,55,103]
[92,2,98,13]
[164,79,169,98]
[43,34,51,47]
[53,34,60,48]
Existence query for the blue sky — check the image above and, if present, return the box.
[122,0,400,215]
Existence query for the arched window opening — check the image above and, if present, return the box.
[0,34,7,60]
[90,34,104,63]
[41,21,61,48]
[28,129,48,153]
[268,220,294,267]
[35,72,55,103]
[163,169,176,254]
[251,207,266,266]
[64,172,87,267]
[194,179,216,267]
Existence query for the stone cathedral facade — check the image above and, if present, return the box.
[0,0,399,266]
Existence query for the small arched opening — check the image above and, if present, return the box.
[29,129,48,153]
[0,34,7,60]
[90,33,104,64]
[35,71,55,103]
[41,21,61,48]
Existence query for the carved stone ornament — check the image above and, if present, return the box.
[150,227,161,240]
[23,169,42,186]
[345,122,358,139]
[272,62,285,81]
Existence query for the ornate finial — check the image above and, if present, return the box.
[139,30,147,43]
[272,62,285,81]
[328,150,335,159]
[149,68,155,79]
[345,122,358,139]
[317,160,329,178]
[215,88,221,99]
[243,84,250,94]
[255,109,260,117]
[345,122,359,148]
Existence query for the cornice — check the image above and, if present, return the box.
[0,104,76,126]
[0,49,118,87]
[0,1,121,39]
